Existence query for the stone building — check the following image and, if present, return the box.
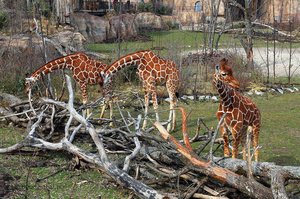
[49,0,299,27]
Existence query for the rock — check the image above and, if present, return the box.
[134,12,168,30]
[50,30,86,52]
[0,93,22,107]
[107,14,138,41]
[70,12,171,43]
[70,12,109,43]
[211,96,218,102]
[254,90,264,96]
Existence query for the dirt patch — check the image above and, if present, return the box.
[0,172,15,198]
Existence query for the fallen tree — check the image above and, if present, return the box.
[1,76,300,198]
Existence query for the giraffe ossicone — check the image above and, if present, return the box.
[213,58,261,161]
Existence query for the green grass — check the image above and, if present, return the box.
[264,75,300,85]
[86,30,300,61]
[1,92,300,197]
[86,30,243,59]
[154,92,300,165]
[0,125,129,198]
[1,29,300,197]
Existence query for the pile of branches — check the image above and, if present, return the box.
[1,76,300,199]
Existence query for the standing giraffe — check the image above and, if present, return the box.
[25,52,111,118]
[213,58,261,161]
[101,50,179,131]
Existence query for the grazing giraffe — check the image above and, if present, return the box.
[101,50,179,131]
[25,52,111,118]
[213,58,261,161]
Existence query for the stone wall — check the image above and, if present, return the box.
[263,0,299,24]
[70,12,173,43]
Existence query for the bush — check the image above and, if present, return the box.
[155,5,172,15]
[137,2,153,12]
[0,11,8,30]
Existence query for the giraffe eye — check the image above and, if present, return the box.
[221,73,227,76]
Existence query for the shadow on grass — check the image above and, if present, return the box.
[266,155,300,166]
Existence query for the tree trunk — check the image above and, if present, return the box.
[154,122,273,199]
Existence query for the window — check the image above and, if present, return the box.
[195,1,201,12]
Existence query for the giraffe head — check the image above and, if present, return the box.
[100,71,112,98]
[24,77,36,94]
[214,58,240,89]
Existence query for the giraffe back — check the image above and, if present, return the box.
[104,50,179,86]
[25,52,107,93]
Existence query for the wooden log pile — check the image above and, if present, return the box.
[1,76,300,199]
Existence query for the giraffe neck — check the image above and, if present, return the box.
[215,78,234,108]
[30,53,80,82]
[105,50,150,75]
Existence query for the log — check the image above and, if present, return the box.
[213,157,300,199]
[154,121,273,199]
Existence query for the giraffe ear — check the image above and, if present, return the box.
[220,58,228,64]
[101,71,111,84]
[228,77,240,89]
[100,71,105,79]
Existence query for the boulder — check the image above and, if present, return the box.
[134,12,168,30]
[70,12,109,43]
[0,93,22,107]
[69,12,172,43]
[107,14,138,41]
[50,30,86,52]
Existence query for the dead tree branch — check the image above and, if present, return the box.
[1,76,300,198]
[154,121,273,199]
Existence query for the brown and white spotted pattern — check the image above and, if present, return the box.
[102,50,179,131]
[25,52,109,115]
[213,58,261,161]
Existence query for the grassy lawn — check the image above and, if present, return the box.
[1,92,300,197]
[86,30,243,58]
[86,30,300,60]
[1,29,300,197]
[0,126,129,198]
[155,92,300,165]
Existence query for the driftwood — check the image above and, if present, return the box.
[1,75,300,198]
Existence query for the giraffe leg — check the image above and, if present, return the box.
[231,124,243,159]
[108,100,113,127]
[220,125,230,157]
[241,128,248,161]
[142,91,150,130]
[252,125,260,162]
[151,90,159,122]
[242,144,246,160]
[80,83,88,118]
[167,92,177,132]
[100,103,107,118]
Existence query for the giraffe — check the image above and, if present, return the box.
[101,50,179,131]
[213,58,261,161]
[25,52,112,118]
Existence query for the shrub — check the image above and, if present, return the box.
[137,2,153,12]
[0,11,8,30]
[155,5,172,15]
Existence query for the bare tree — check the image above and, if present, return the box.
[207,0,222,53]
[287,0,294,84]
[272,0,277,81]
[227,0,255,68]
